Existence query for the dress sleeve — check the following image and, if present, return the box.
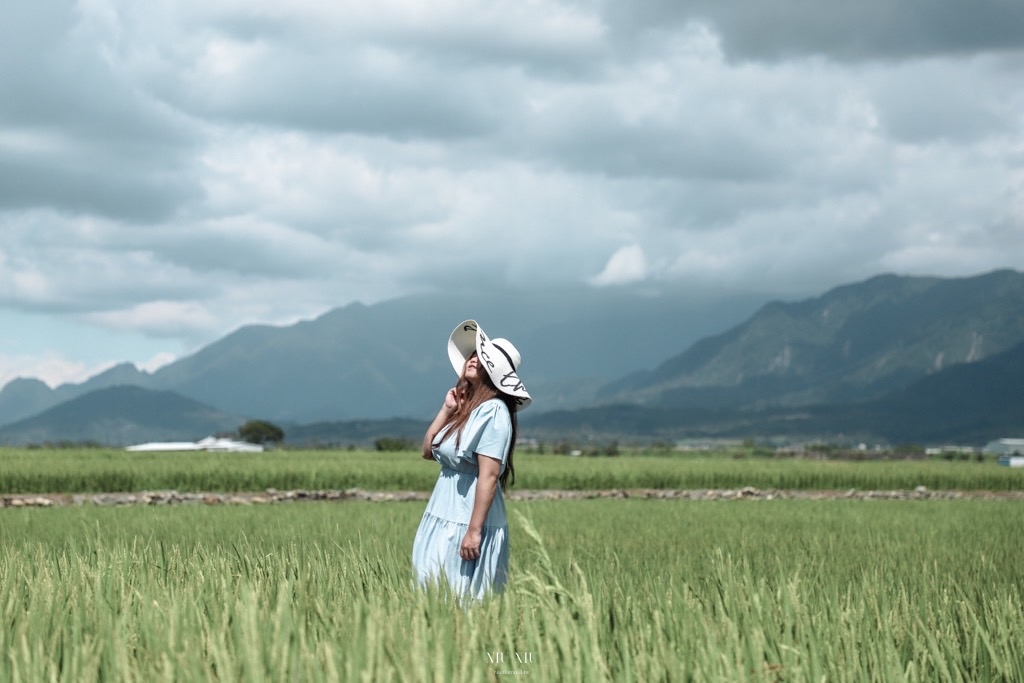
[462,400,512,466]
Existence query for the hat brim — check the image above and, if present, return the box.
[448,320,531,411]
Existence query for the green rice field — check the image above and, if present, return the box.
[2,447,1024,494]
[3,501,1024,681]
[2,448,1023,681]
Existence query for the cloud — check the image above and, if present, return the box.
[590,245,648,286]
[598,0,1024,62]
[94,0,606,138]
[0,351,118,390]
[0,0,1022,390]
[84,300,222,338]
[0,213,215,312]
[138,351,178,373]
[0,1,203,221]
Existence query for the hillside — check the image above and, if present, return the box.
[4,329,1020,449]
[1,270,1021,444]
[529,339,1024,445]
[0,386,243,446]
[0,362,151,426]
[841,337,1024,444]
[0,378,56,425]
[599,269,1024,411]
[0,286,762,425]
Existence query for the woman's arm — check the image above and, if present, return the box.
[421,388,458,459]
[460,454,501,561]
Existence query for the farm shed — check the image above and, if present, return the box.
[984,438,1024,457]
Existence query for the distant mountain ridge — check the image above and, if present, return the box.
[599,269,1024,411]
[528,338,1024,445]
[1,270,1021,446]
[0,386,241,446]
[0,363,149,426]
[0,286,764,426]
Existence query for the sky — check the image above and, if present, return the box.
[1,0,1023,389]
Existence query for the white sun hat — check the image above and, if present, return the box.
[447,319,532,411]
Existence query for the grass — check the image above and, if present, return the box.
[2,499,1023,681]
[2,447,1024,494]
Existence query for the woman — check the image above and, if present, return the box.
[412,319,531,600]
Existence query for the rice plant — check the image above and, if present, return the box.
[2,447,1023,494]
[1,499,1022,681]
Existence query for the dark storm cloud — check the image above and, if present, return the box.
[599,0,1024,61]
[0,0,1022,387]
[0,150,200,222]
[0,0,203,221]
[527,114,784,182]
[179,54,509,139]
[150,1,604,137]
[0,225,215,313]
[144,226,341,278]
[207,6,608,78]
[868,58,1018,143]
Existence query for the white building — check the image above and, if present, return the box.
[925,445,978,456]
[983,438,1024,467]
[983,438,1024,456]
[126,436,264,453]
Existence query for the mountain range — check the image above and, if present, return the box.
[529,337,1024,446]
[0,386,242,446]
[0,286,764,427]
[600,269,1024,410]
[0,270,1022,446]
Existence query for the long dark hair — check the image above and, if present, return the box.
[435,363,518,491]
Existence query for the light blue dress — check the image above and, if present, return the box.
[412,399,512,600]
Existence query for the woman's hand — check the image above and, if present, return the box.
[460,528,482,561]
[422,386,461,460]
[461,455,500,561]
[444,387,459,412]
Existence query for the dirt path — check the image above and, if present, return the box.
[4,486,1024,508]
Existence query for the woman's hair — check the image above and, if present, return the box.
[435,361,518,491]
